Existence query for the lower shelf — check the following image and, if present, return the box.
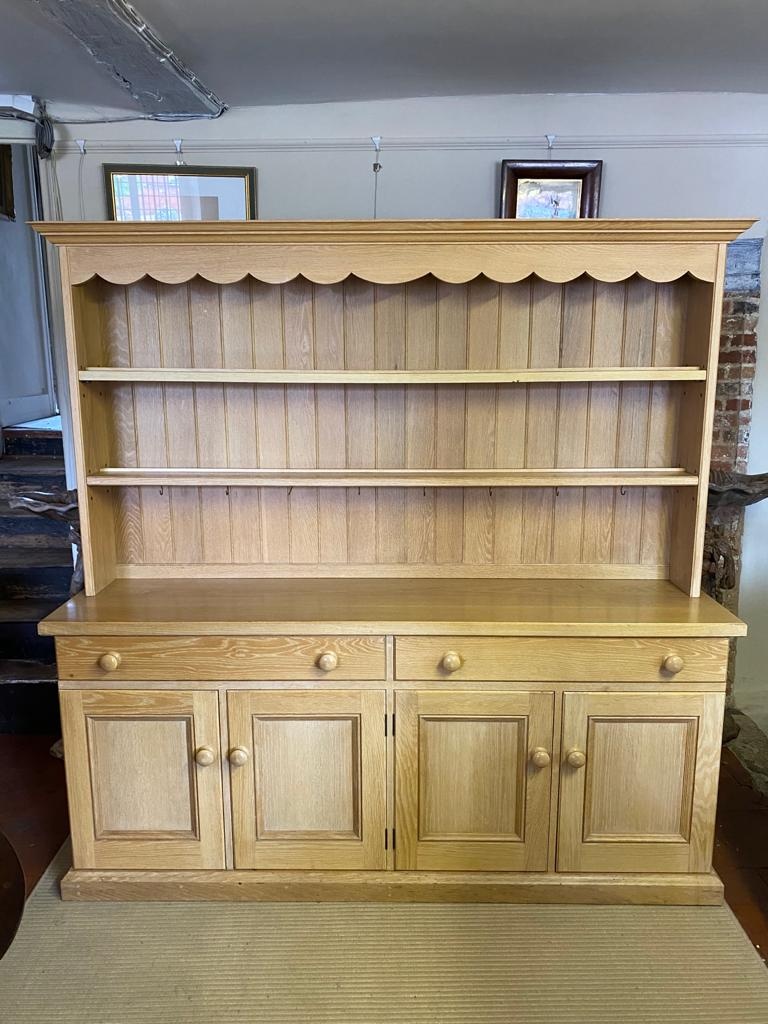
[86,467,699,488]
[60,868,724,906]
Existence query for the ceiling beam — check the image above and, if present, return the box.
[32,0,226,118]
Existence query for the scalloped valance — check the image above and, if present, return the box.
[31,219,753,287]
[61,243,722,286]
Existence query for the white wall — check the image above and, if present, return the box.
[42,90,768,715]
[47,92,768,226]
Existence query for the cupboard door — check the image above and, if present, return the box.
[557,691,724,873]
[395,691,554,871]
[228,690,387,870]
[60,689,225,870]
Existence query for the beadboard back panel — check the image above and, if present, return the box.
[82,274,691,371]
[71,273,686,581]
[111,484,673,578]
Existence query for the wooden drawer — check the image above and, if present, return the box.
[56,635,386,681]
[394,636,728,683]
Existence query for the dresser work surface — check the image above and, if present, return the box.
[41,579,745,637]
[33,218,749,904]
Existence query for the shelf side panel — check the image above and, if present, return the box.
[68,275,118,594]
[669,260,726,596]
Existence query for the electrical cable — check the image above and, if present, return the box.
[371,136,382,219]
[0,109,223,126]
[48,148,64,219]
[77,150,86,219]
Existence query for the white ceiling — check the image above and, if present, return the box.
[2,0,768,109]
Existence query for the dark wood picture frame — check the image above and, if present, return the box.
[103,164,257,221]
[499,160,602,219]
[0,145,15,221]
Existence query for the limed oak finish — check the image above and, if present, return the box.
[35,220,749,903]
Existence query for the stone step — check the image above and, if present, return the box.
[0,456,67,479]
[0,660,60,733]
[2,428,64,459]
[0,548,73,568]
[0,549,73,601]
[0,457,67,501]
[0,504,71,547]
[0,598,60,660]
[0,502,70,532]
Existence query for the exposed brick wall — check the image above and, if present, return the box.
[712,295,758,474]
[705,239,761,701]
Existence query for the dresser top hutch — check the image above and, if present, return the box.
[32,217,749,638]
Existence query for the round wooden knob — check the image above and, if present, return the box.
[441,651,463,673]
[662,654,685,675]
[194,746,215,767]
[317,651,338,672]
[566,748,587,768]
[229,747,249,767]
[98,651,121,672]
[530,748,551,769]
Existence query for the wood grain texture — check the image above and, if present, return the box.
[227,690,387,869]
[60,689,225,870]
[394,637,729,682]
[34,219,753,245]
[43,222,746,904]
[56,635,386,681]
[67,270,710,588]
[55,237,730,594]
[41,579,746,637]
[80,367,708,383]
[62,261,117,593]
[395,690,553,871]
[557,691,724,873]
[55,239,728,287]
[59,868,725,905]
[670,254,728,596]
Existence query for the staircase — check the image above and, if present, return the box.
[0,427,74,733]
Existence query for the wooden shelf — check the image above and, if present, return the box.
[79,367,707,385]
[86,467,699,489]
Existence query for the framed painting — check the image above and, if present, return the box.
[104,164,257,221]
[499,160,602,219]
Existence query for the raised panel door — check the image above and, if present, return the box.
[395,690,554,871]
[60,689,226,869]
[228,690,387,869]
[557,691,724,872]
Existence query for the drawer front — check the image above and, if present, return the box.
[57,635,386,681]
[394,637,728,683]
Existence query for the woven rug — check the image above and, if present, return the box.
[2,844,768,1023]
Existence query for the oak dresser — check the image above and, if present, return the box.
[33,218,749,904]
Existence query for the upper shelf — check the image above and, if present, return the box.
[86,467,699,488]
[78,366,707,385]
[32,219,753,287]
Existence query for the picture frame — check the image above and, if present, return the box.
[104,164,257,221]
[0,145,15,221]
[499,160,602,219]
